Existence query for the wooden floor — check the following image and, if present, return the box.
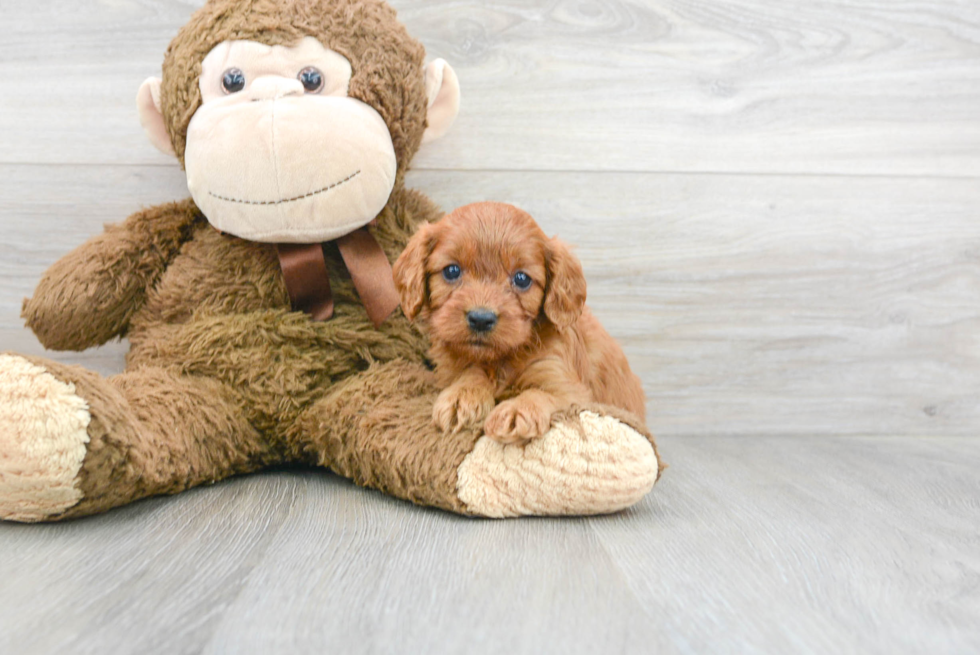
[2,436,978,654]
[1,1,979,653]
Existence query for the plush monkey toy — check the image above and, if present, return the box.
[0,0,661,522]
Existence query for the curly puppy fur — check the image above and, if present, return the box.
[393,202,647,443]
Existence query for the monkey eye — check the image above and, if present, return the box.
[298,67,324,93]
[512,271,532,290]
[221,68,246,94]
[442,264,462,282]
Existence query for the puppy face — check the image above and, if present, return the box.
[394,202,587,363]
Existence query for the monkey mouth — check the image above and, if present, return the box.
[207,170,361,206]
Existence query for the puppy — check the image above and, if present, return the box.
[393,201,646,443]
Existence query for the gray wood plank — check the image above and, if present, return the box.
[0,164,185,376]
[201,477,656,655]
[1,2,978,652]
[1,436,976,654]
[0,164,188,325]
[406,169,980,437]
[0,472,303,655]
[593,435,980,654]
[3,165,978,436]
[1,1,978,176]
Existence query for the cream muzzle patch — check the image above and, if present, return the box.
[185,38,397,244]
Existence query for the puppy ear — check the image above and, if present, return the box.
[393,222,440,321]
[543,238,587,330]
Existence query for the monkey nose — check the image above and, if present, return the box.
[466,308,498,334]
[249,76,305,101]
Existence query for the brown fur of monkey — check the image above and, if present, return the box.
[20,187,472,518]
[8,0,660,521]
[161,0,429,169]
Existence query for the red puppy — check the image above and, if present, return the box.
[393,202,646,443]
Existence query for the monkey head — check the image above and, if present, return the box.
[135,0,459,244]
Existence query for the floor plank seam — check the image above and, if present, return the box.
[2,161,979,182]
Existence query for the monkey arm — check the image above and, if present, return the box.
[22,199,202,351]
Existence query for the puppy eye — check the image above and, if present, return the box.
[298,67,324,93]
[221,68,246,94]
[512,271,532,290]
[443,264,462,282]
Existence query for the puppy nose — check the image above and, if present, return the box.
[467,308,498,333]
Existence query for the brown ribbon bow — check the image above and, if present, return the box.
[276,227,400,328]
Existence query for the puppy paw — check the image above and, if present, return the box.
[433,385,495,433]
[484,396,553,444]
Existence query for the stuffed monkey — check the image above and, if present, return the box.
[0,0,661,522]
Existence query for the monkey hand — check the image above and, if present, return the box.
[22,200,199,352]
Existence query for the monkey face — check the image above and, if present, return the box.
[137,1,461,244]
[183,37,398,243]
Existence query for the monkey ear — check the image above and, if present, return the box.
[544,238,587,330]
[393,222,440,321]
[421,59,460,145]
[137,77,176,157]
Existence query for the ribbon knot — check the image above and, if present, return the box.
[276,227,400,328]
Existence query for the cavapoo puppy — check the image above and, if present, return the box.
[392,201,646,444]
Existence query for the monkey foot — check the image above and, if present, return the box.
[0,354,90,522]
[456,410,660,517]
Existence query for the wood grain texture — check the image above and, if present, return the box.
[591,435,980,654]
[0,436,977,654]
[407,170,980,437]
[4,165,978,436]
[1,1,979,653]
[0,473,302,654]
[0,1,978,175]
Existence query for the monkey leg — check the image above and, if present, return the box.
[290,359,663,517]
[0,353,272,522]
